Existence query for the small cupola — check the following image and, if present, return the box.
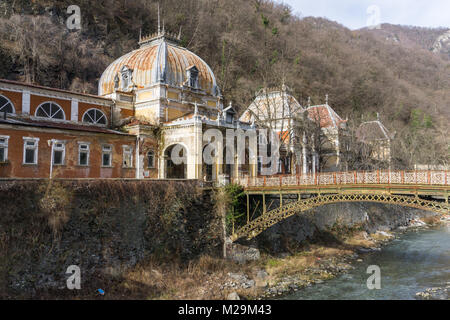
[186,65,199,89]
[120,65,134,92]
[223,102,237,124]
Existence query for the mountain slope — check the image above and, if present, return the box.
[0,0,448,166]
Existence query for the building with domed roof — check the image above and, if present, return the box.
[0,21,391,181]
[0,27,257,182]
[98,30,222,125]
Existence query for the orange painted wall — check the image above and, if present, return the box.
[78,102,111,123]
[141,140,158,178]
[120,108,134,118]
[30,95,71,119]
[0,127,137,179]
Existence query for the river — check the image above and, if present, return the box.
[282,225,450,300]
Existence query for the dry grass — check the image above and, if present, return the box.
[343,231,378,247]
[264,245,353,280]
[107,255,259,300]
[421,215,442,226]
[111,231,386,300]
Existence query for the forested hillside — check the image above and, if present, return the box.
[0,0,448,166]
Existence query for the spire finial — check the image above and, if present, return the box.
[377,112,380,121]
[307,96,311,107]
[162,19,165,35]
[325,94,329,105]
[139,28,142,42]
[157,2,161,35]
[178,25,182,40]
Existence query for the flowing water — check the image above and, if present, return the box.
[283,225,450,300]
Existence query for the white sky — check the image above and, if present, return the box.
[279,0,450,30]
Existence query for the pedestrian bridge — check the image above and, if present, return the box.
[231,170,450,242]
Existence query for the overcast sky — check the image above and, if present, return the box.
[279,0,450,30]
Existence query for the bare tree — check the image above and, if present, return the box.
[293,107,334,173]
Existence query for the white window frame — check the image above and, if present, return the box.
[0,95,15,114]
[0,135,10,162]
[122,145,133,168]
[101,144,113,167]
[82,108,108,126]
[147,150,155,168]
[35,101,66,121]
[78,142,90,166]
[23,137,39,165]
[52,140,66,166]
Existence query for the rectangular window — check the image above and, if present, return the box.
[123,145,133,168]
[0,136,9,162]
[23,137,39,165]
[226,112,233,124]
[257,156,262,175]
[277,158,283,174]
[147,151,155,168]
[102,145,112,167]
[258,132,267,145]
[52,141,65,165]
[78,143,90,166]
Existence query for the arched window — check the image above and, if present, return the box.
[147,150,155,168]
[0,95,15,114]
[35,102,65,120]
[82,109,107,125]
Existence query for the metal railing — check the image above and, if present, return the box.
[234,170,450,188]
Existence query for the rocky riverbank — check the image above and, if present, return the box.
[221,214,448,300]
[99,212,446,300]
[38,213,444,300]
[416,283,449,300]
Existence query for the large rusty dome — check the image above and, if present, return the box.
[98,32,219,97]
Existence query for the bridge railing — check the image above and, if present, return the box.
[234,170,449,188]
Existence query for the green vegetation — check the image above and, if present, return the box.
[222,183,246,233]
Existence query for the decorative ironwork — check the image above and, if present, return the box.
[231,193,450,242]
[235,170,449,188]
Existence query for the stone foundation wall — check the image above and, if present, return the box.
[0,179,222,298]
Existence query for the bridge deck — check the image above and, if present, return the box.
[236,170,449,199]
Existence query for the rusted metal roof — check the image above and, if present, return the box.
[0,115,133,136]
[307,105,346,129]
[0,79,112,102]
[356,120,391,141]
[240,89,304,123]
[99,37,218,97]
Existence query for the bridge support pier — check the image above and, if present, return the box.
[262,192,266,215]
[246,193,250,223]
